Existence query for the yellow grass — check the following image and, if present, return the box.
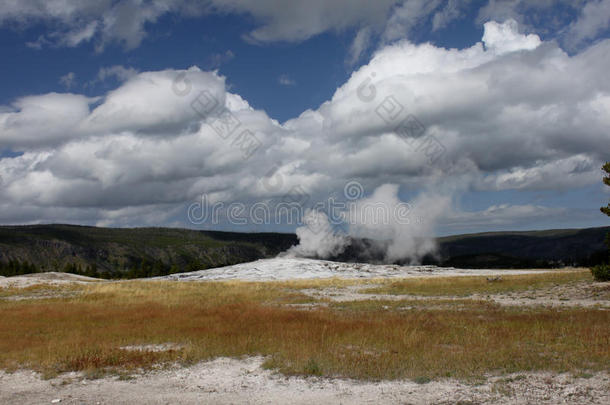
[363,269,592,296]
[0,275,608,381]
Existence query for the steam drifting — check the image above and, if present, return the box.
[285,209,349,258]
[287,184,451,264]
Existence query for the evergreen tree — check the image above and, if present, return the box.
[591,162,610,281]
[602,162,610,217]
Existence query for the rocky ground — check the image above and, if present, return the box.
[297,280,610,309]
[0,272,101,289]
[157,257,557,281]
[1,357,608,405]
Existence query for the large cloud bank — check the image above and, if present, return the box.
[4,1,609,55]
[0,20,609,260]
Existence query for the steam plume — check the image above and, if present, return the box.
[287,184,451,264]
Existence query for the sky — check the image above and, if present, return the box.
[0,0,609,237]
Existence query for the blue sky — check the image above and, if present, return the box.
[0,1,488,123]
[0,14,350,123]
[0,0,609,239]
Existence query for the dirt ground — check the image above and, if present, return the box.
[1,357,608,405]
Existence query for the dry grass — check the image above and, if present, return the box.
[328,298,501,312]
[0,277,608,381]
[363,270,592,297]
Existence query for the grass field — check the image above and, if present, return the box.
[0,270,608,382]
[364,270,592,296]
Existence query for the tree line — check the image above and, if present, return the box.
[0,258,202,279]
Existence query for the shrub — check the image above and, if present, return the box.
[303,358,322,376]
[413,376,431,384]
[591,263,610,281]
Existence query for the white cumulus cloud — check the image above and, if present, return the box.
[0,19,608,235]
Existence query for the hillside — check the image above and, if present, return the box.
[0,224,607,278]
[0,225,297,278]
[435,227,610,268]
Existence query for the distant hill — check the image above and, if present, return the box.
[435,227,610,268]
[331,227,610,268]
[0,224,607,278]
[0,224,296,278]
